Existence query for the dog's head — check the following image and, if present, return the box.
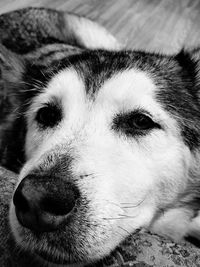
[1,39,200,265]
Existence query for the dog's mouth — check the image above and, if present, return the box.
[22,229,81,265]
[35,248,76,265]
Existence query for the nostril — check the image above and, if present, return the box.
[41,197,74,216]
[13,186,30,213]
[41,184,80,216]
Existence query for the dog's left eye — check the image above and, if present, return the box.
[129,114,155,130]
[113,111,160,136]
[35,104,62,128]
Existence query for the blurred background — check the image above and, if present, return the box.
[0,0,200,54]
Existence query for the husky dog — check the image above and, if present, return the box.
[1,7,200,266]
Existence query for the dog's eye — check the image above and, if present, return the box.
[129,114,155,130]
[35,104,62,128]
[113,112,160,136]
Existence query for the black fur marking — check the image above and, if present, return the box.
[181,126,200,150]
[155,51,200,150]
[185,236,200,248]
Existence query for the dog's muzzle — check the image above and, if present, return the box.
[13,174,80,232]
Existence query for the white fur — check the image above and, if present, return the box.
[10,68,194,265]
[150,208,194,242]
[64,14,122,50]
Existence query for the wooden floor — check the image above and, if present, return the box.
[0,0,200,54]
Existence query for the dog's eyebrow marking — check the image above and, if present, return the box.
[36,68,87,126]
[94,69,161,118]
[97,69,155,101]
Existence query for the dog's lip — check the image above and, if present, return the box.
[35,249,73,265]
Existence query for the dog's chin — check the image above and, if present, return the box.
[35,251,84,267]
[12,229,85,267]
[9,206,84,266]
[12,231,84,267]
[9,204,117,266]
[12,231,80,267]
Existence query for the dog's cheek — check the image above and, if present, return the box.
[25,125,48,160]
[75,140,158,229]
[73,171,155,256]
[75,130,192,229]
[146,133,192,206]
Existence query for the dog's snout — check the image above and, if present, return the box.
[13,174,80,232]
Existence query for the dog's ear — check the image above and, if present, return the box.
[175,47,200,94]
[62,13,122,51]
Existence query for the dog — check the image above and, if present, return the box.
[1,6,200,267]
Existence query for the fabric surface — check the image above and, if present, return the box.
[0,167,200,267]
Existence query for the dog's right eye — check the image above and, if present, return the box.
[112,110,161,136]
[35,104,62,128]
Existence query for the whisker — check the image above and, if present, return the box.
[120,197,146,208]
[118,214,137,218]
[118,225,132,236]
[102,215,137,220]
[102,217,124,220]
[115,230,126,239]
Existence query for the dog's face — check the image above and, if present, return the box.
[1,47,200,265]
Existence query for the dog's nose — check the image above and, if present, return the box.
[13,175,80,232]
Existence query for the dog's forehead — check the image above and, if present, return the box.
[42,66,163,117]
[96,69,154,105]
[26,50,171,107]
[47,67,154,97]
[24,50,200,151]
[27,50,199,124]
